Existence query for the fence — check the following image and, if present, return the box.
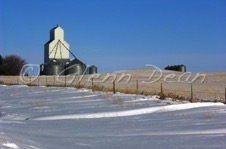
[0,75,225,104]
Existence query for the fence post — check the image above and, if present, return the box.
[46,77,47,86]
[74,77,77,88]
[29,76,32,86]
[113,80,116,94]
[225,86,226,104]
[191,84,193,103]
[78,80,80,88]
[91,78,94,90]
[101,84,104,91]
[64,76,66,87]
[53,76,55,86]
[160,83,164,99]
[136,80,139,94]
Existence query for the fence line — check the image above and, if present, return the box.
[0,76,225,104]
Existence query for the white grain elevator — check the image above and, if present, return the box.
[40,25,97,75]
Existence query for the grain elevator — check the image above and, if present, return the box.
[40,25,97,75]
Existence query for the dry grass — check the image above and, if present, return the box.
[0,80,4,84]
[0,69,225,103]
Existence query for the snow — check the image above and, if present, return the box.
[2,142,19,149]
[0,85,226,149]
[32,102,224,120]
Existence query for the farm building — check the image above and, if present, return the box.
[165,64,186,72]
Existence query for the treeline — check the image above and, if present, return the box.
[0,54,27,75]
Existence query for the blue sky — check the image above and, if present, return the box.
[0,0,226,72]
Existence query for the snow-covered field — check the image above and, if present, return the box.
[0,85,226,149]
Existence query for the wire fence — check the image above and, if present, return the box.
[0,76,225,104]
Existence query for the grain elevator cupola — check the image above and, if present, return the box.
[40,25,97,76]
[44,25,70,63]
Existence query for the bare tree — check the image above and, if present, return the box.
[0,55,3,65]
[0,55,27,76]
